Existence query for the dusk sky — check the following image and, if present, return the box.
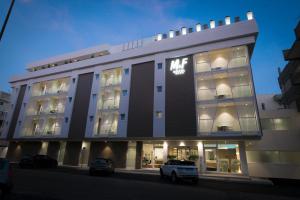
[0,0,300,94]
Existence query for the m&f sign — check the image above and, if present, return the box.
[170,57,188,75]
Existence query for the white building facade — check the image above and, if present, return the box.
[2,13,264,176]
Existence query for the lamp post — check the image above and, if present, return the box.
[0,0,15,42]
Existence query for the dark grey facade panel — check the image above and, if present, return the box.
[7,85,27,139]
[63,142,81,166]
[165,55,197,137]
[6,141,41,162]
[89,141,128,168]
[127,61,155,138]
[47,141,60,159]
[68,73,93,140]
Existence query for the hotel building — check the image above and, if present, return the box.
[1,12,261,176]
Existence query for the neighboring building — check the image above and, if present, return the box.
[246,94,300,179]
[246,22,300,180]
[0,91,11,157]
[2,12,262,176]
[278,21,300,111]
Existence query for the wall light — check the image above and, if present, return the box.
[163,141,168,149]
[169,30,174,38]
[196,23,201,32]
[210,20,215,29]
[181,27,187,35]
[247,11,254,20]
[179,142,185,146]
[225,16,231,25]
[157,33,162,41]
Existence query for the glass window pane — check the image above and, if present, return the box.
[273,118,289,130]
[260,119,274,130]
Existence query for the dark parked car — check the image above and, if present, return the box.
[19,155,58,169]
[0,158,13,194]
[89,158,114,175]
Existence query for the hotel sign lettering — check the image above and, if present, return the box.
[170,57,188,75]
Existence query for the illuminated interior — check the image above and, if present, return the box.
[194,46,259,135]
[21,77,70,137]
[94,68,122,136]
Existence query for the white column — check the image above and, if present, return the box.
[197,141,205,174]
[163,141,168,163]
[39,141,49,155]
[239,141,249,176]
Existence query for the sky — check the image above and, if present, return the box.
[0,0,300,94]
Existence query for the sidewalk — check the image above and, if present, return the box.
[57,165,273,185]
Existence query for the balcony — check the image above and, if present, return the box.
[98,89,120,111]
[197,101,259,136]
[100,68,122,88]
[94,111,118,136]
[194,46,249,74]
[31,78,69,97]
[25,97,66,117]
[196,75,253,103]
[22,117,63,137]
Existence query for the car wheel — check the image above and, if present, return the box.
[160,169,165,179]
[171,172,177,183]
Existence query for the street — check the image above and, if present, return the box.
[2,167,300,200]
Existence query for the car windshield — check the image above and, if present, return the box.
[168,160,195,166]
[179,161,195,166]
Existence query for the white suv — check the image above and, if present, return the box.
[160,160,198,183]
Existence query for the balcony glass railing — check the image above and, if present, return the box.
[196,85,252,101]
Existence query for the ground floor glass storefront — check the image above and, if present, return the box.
[204,142,241,173]
[142,143,164,168]
[140,141,243,174]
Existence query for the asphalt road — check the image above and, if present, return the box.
[3,168,300,200]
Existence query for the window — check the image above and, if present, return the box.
[0,102,3,105]
[120,113,125,120]
[68,97,72,103]
[157,86,162,92]
[122,90,128,96]
[65,117,69,123]
[155,111,163,118]
[261,103,265,110]
[95,74,99,80]
[124,68,129,75]
[157,63,162,70]
[72,78,76,83]
[260,118,289,130]
[92,94,97,100]
[246,151,300,165]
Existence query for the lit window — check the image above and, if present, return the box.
[225,16,230,25]
[181,27,187,35]
[196,23,201,32]
[157,34,162,41]
[210,20,215,29]
[247,11,254,20]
